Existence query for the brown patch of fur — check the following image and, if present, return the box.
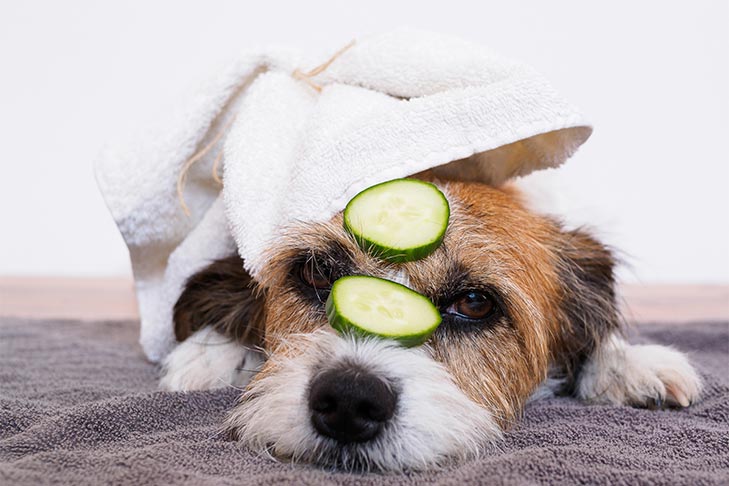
[173,255,266,345]
[419,181,566,425]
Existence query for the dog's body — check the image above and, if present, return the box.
[160,178,701,471]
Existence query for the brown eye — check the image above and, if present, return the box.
[300,260,333,289]
[447,291,495,320]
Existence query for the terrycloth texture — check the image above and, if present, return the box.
[94,28,592,362]
[1,319,727,485]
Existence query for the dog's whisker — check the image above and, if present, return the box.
[214,377,247,391]
[204,427,229,442]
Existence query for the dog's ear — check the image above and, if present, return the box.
[173,255,266,345]
[553,227,622,392]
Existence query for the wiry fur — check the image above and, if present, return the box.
[224,330,500,471]
[550,227,623,394]
[161,178,703,471]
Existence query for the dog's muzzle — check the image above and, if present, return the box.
[224,330,500,471]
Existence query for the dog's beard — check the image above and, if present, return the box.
[224,330,501,471]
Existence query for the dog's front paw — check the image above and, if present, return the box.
[577,337,702,409]
[159,328,263,392]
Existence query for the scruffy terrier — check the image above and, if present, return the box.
[160,177,702,471]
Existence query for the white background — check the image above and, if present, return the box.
[1,1,727,283]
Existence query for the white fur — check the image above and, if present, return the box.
[159,328,264,391]
[528,373,566,402]
[224,330,501,471]
[576,333,702,408]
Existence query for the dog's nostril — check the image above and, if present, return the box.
[358,401,390,422]
[308,368,397,444]
[311,394,336,413]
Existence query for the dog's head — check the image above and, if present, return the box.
[174,179,620,471]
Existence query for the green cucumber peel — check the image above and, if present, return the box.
[343,178,450,263]
[325,275,441,347]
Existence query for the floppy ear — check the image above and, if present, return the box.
[553,227,623,393]
[173,255,266,346]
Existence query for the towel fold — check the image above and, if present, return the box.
[95,28,592,362]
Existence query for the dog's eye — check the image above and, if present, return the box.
[445,291,496,320]
[300,259,334,289]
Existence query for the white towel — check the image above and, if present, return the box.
[95,28,592,362]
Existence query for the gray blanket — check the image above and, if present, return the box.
[1,317,727,485]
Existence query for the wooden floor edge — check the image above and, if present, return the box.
[1,277,728,322]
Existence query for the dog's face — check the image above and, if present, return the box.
[175,179,619,470]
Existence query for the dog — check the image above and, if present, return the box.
[159,176,702,471]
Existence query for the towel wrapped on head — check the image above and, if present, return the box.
[95,28,592,362]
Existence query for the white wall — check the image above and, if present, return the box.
[1,0,727,282]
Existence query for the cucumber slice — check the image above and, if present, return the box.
[344,179,450,263]
[326,275,442,347]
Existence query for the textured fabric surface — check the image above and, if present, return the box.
[1,318,727,485]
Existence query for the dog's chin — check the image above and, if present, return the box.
[224,330,501,472]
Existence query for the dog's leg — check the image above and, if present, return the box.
[575,333,702,408]
[546,227,701,408]
[159,327,264,392]
[162,254,266,391]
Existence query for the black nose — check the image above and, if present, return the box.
[308,368,397,443]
